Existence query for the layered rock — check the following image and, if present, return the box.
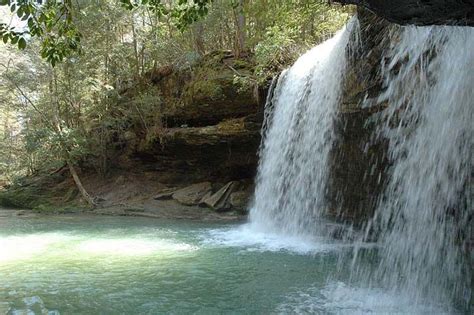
[116,52,265,186]
[121,51,261,128]
[201,181,239,211]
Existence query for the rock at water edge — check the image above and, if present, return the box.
[172,182,212,205]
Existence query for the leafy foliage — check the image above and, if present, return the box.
[0,0,214,66]
[0,0,82,66]
[0,0,353,189]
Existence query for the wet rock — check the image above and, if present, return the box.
[326,9,391,225]
[172,182,212,206]
[202,181,239,211]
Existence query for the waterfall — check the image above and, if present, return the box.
[249,19,358,237]
[364,26,473,306]
[247,13,471,310]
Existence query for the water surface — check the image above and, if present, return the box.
[0,215,456,314]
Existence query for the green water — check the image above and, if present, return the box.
[0,215,457,314]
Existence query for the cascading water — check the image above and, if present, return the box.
[361,25,473,308]
[249,19,358,237]
[246,13,473,312]
[243,11,472,312]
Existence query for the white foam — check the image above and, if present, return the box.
[202,224,345,255]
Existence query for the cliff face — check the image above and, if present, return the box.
[327,9,392,223]
[115,52,265,185]
[329,7,472,248]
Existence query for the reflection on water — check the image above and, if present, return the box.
[78,239,197,256]
[0,216,460,314]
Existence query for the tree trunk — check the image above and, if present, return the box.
[234,0,246,58]
[131,16,140,78]
[67,160,97,208]
[193,22,206,56]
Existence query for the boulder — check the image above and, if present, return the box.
[154,187,179,200]
[202,181,239,211]
[172,182,212,206]
[229,190,252,210]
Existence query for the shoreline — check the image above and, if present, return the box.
[0,199,248,222]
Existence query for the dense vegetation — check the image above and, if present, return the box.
[0,0,352,207]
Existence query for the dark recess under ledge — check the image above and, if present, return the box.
[334,0,474,26]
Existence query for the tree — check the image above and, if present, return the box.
[0,0,353,209]
[0,0,213,66]
[232,0,245,57]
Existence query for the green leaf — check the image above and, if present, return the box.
[2,34,8,44]
[18,37,26,50]
[27,17,34,29]
[40,49,48,59]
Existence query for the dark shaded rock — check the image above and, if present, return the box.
[0,171,69,209]
[230,190,252,210]
[202,181,240,211]
[335,0,474,26]
[172,182,212,205]
[134,117,261,184]
[326,8,392,224]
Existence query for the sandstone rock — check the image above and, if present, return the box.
[154,187,179,200]
[199,190,213,206]
[202,181,239,211]
[172,182,212,205]
[139,117,261,184]
[122,52,260,128]
[230,191,251,209]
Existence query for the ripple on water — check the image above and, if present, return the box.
[277,281,453,314]
[5,295,61,315]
